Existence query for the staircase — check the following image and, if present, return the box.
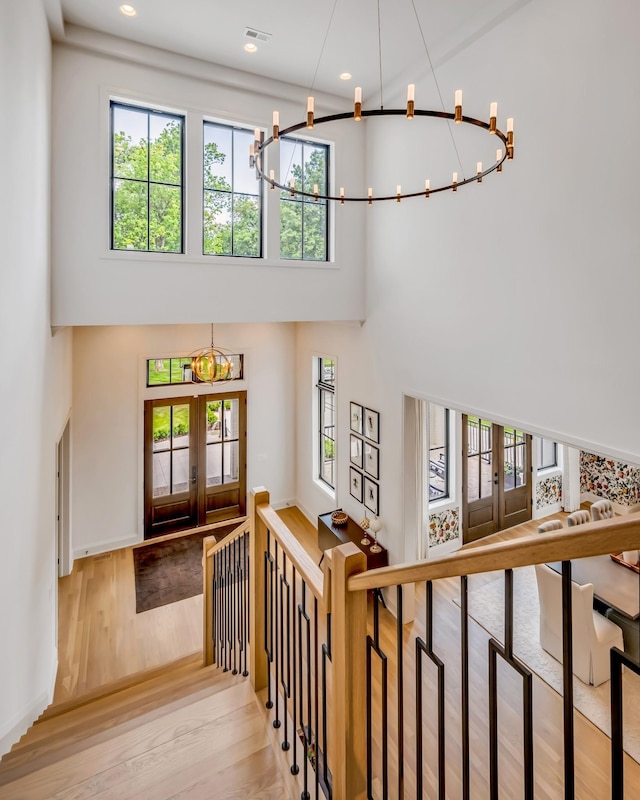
[0,656,293,800]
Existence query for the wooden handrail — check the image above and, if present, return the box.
[348,512,640,592]
[205,518,249,558]
[257,502,325,602]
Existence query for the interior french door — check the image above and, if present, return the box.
[144,391,246,538]
[462,415,532,544]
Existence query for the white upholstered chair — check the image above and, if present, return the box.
[534,563,623,686]
[590,499,615,521]
[537,519,563,534]
[567,509,591,527]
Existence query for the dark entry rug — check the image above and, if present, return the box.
[133,525,236,613]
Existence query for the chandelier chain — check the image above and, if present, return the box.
[410,0,465,179]
[309,0,339,94]
[377,0,385,109]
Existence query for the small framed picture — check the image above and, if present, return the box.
[350,402,363,435]
[350,434,363,469]
[364,442,379,479]
[364,408,380,443]
[350,467,363,503]
[364,477,379,516]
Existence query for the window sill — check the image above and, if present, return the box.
[537,467,562,479]
[428,497,457,514]
[314,478,335,503]
[101,250,338,270]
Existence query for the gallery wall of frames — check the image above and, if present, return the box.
[349,402,380,516]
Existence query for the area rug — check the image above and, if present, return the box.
[458,566,640,763]
[134,525,236,613]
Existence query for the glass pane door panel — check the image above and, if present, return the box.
[224,441,239,482]
[206,400,223,442]
[171,448,189,493]
[207,442,223,486]
[225,398,239,439]
[172,404,190,443]
[153,407,170,452]
[467,454,480,502]
[153,451,170,497]
[504,429,526,491]
[480,453,494,498]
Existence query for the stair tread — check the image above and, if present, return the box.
[0,662,245,784]
[0,679,260,798]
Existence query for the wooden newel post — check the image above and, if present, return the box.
[331,542,368,800]
[202,535,217,666]
[250,487,270,693]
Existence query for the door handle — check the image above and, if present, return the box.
[191,466,197,484]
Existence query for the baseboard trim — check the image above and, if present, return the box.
[73,534,141,560]
[534,501,563,520]
[0,647,57,758]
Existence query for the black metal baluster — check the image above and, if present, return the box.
[322,613,332,798]
[613,570,640,797]
[243,532,249,676]
[396,585,404,799]
[562,561,575,799]
[280,552,290,750]
[416,580,445,800]
[291,565,300,776]
[264,529,273,709]
[488,570,533,800]
[273,540,281,729]
[461,575,470,800]
[367,589,388,800]
[299,582,311,800]
[223,543,229,672]
[314,597,319,799]
[238,534,245,675]
[212,551,218,664]
[232,537,238,675]
[235,535,241,674]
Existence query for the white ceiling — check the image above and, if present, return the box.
[57,0,528,100]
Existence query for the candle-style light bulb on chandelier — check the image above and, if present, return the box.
[190,324,233,384]
[250,0,514,204]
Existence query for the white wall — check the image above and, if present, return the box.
[364,0,640,465]
[51,31,366,327]
[72,323,296,555]
[0,0,73,756]
[294,0,640,566]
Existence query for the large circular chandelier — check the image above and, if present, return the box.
[250,0,514,204]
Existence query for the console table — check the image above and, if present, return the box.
[317,511,388,570]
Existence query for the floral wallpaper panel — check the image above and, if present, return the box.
[536,474,562,511]
[580,451,640,507]
[428,507,460,549]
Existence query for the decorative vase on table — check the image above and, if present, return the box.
[360,511,371,546]
[369,517,382,553]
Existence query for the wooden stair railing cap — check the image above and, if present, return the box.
[348,512,640,592]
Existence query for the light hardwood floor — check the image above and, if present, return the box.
[55,544,203,704]
[54,508,314,706]
[52,506,640,798]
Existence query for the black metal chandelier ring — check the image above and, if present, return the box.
[254,108,510,203]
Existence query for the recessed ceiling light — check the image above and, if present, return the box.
[120,4,136,16]
[339,72,352,80]
[244,43,258,53]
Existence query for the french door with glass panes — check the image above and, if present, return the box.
[461,415,532,543]
[144,391,246,538]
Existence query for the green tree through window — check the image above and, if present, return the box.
[203,123,261,257]
[280,140,328,261]
[111,102,184,252]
